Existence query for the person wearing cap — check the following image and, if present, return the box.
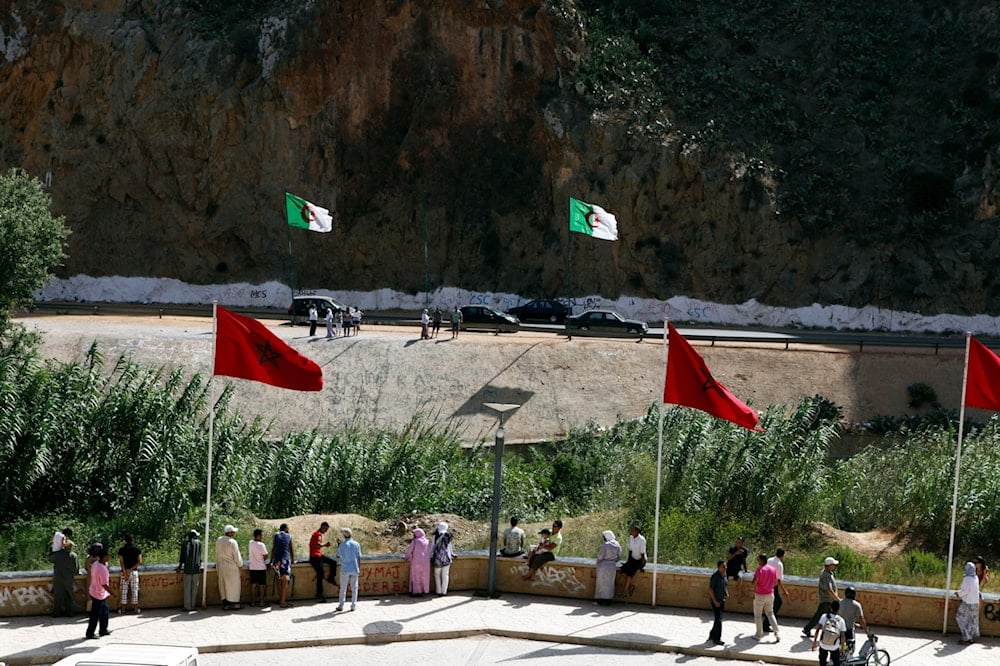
[803,556,840,637]
[176,529,202,612]
[336,527,362,611]
[269,523,294,608]
[524,519,563,581]
[216,525,242,610]
[431,522,454,595]
[420,309,431,339]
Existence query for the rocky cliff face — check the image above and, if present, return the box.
[1,0,998,314]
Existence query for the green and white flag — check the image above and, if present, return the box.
[569,197,619,241]
[286,192,333,233]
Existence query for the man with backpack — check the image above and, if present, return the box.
[811,599,847,665]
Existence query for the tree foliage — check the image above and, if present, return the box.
[0,168,69,323]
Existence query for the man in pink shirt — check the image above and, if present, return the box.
[752,553,780,642]
[86,548,113,639]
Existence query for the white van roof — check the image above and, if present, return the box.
[51,644,198,666]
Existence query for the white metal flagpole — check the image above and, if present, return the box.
[942,332,971,634]
[651,318,668,607]
[202,301,218,608]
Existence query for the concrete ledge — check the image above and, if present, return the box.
[2,553,996,639]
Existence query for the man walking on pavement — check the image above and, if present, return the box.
[804,556,840,638]
[763,548,790,633]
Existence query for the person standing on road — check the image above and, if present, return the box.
[594,530,621,605]
[334,308,343,337]
[270,523,294,609]
[85,548,113,639]
[308,304,318,337]
[431,522,454,596]
[351,306,362,334]
[308,521,338,602]
[752,553,781,642]
[117,535,142,615]
[248,528,269,607]
[708,560,728,646]
[432,306,442,338]
[337,527,362,611]
[811,599,847,665]
[403,527,431,596]
[839,586,868,653]
[325,307,334,339]
[621,524,646,598]
[51,541,79,617]
[499,516,525,557]
[176,529,202,612]
[763,548,790,633]
[450,306,462,339]
[216,525,242,610]
[804,556,840,637]
[420,309,431,340]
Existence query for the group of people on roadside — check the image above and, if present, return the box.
[308,303,363,339]
[421,306,463,340]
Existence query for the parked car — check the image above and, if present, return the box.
[506,298,569,324]
[288,295,348,325]
[459,305,520,334]
[565,309,648,339]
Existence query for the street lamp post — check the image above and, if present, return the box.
[483,402,519,598]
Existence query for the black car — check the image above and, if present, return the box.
[506,298,569,324]
[565,309,648,339]
[459,306,520,333]
[288,295,348,325]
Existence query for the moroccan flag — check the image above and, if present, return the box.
[214,305,323,391]
[569,197,619,241]
[286,192,333,233]
[965,336,1000,411]
[664,323,761,431]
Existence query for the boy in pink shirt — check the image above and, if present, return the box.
[86,548,113,639]
[752,553,780,641]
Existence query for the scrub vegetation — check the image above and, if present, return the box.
[1,342,997,588]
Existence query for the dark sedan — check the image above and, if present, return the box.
[565,309,648,339]
[506,298,569,324]
[459,306,520,334]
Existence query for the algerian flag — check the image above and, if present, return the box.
[286,192,333,233]
[569,197,619,241]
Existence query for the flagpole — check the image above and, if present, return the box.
[286,212,296,298]
[651,317,668,607]
[202,301,218,608]
[942,332,971,634]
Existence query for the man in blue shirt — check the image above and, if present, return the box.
[269,523,294,608]
[336,527,362,611]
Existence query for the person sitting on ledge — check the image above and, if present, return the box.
[524,519,562,581]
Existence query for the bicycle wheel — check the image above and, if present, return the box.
[866,649,890,666]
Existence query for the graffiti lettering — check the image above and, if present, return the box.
[985,602,998,622]
[510,564,586,595]
[250,289,268,299]
[360,564,402,581]
[0,583,52,609]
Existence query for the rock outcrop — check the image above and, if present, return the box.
[1,0,998,314]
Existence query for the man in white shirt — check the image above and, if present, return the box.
[763,548,790,633]
[621,525,647,597]
[248,529,269,607]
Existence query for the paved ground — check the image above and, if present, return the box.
[1,592,994,665]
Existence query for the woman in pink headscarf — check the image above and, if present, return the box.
[404,528,432,597]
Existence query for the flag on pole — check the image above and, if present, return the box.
[214,305,323,391]
[569,197,619,241]
[664,323,761,431]
[286,192,333,233]
[965,336,1000,411]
